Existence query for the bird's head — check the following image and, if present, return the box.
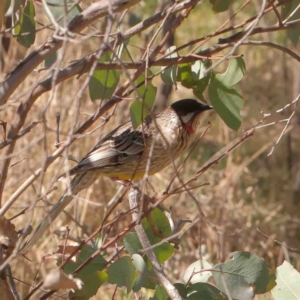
[171,99,213,134]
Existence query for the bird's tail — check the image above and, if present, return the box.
[20,192,73,253]
[20,171,99,253]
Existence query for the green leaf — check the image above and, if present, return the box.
[107,256,137,293]
[123,208,174,264]
[208,76,243,130]
[130,70,157,128]
[70,270,108,299]
[46,0,81,24]
[187,282,228,300]
[150,283,226,300]
[123,232,142,255]
[178,63,194,88]
[183,260,212,284]
[149,285,169,300]
[209,0,230,13]
[161,46,178,85]
[271,260,300,300]
[281,0,300,46]
[174,283,188,298]
[193,74,211,101]
[191,60,209,81]
[14,0,35,48]
[89,53,120,101]
[61,245,107,279]
[212,251,270,300]
[216,58,246,87]
[132,254,156,291]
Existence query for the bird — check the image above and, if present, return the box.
[21,99,213,252]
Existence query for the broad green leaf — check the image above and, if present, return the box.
[190,60,211,100]
[14,0,35,48]
[150,283,227,300]
[216,58,246,87]
[46,0,81,24]
[174,283,188,298]
[61,245,107,279]
[173,283,227,300]
[271,260,300,300]
[161,46,178,85]
[281,0,300,46]
[130,71,157,128]
[193,74,211,101]
[208,76,243,130]
[191,60,209,81]
[89,53,120,101]
[123,232,142,255]
[212,251,270,300]
[70,270,108,299]
[178,63,194,88]
[107,256,137,293]
[177,60,212,94]
[183,260,212,284]
[123,208,174,264]
[149,285,169,300]
[187,283,228,300]
[209,0,230,13]
[132,254,156,291]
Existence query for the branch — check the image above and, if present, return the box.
[9,15,300,112]
[205,0,268,75]
[128,186,182,300]
[0,0,140,105]
[0,120,42,150]
[240,40,300,62]
[0,0,198,208]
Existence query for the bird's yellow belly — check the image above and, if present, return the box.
[100,162,168,180]
[100,151,176,180]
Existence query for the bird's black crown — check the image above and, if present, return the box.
[171,99,213,115]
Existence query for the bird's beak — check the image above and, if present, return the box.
[201,105,214,112]
[203,105,213,111]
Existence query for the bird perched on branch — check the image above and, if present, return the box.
[21,99,212,252]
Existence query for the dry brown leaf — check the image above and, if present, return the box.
[0,216,18,260]
[43,269,83,291]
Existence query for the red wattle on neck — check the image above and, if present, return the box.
[185,124,194,134]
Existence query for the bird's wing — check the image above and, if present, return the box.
[69,122,147,175]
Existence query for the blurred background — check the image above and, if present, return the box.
[1,0,300,298]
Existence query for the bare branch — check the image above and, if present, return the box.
[0,120,42,150]
[128,186,183,300]
[0,0,140,105]
[241,40,300,62]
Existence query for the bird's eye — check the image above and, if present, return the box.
[181,112,195,124]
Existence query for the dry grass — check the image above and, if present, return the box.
[1,1,300,299]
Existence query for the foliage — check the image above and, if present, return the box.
[1,0,300,299]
